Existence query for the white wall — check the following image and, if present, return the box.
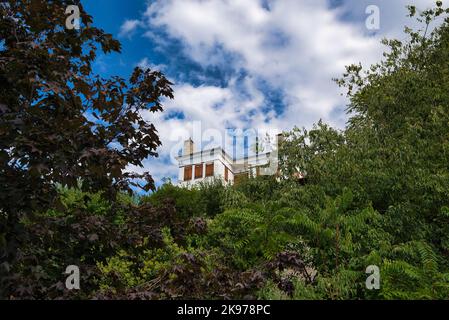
[213,159,233,185]
[178,166,185,182]
[176,148,271,187]
[177,149,235,187]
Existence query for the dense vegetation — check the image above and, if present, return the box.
[1,1,449,299]
[0,0,173,297]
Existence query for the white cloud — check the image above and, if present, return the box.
[335,0,449,38]
[119,19,142,38]
[131,0,448,185]
[140,81,266,160]
[127,157,177,184]
[143,0,383,130]
[136,57,167,71]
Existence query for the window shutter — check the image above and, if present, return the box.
[195,164,203,179]
[205,163,214,177]
[184,166,192,181]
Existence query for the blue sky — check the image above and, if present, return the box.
[82,0,445,187]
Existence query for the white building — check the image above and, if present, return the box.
[175,138,277,187]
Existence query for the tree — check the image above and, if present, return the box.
[0,0,173,278]
[275,1,449,298]
[335,2,449,239]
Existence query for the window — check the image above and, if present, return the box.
[224,166,229,182]
[205,163,214,177]
[184,166,192,181]
[194,164,203,179]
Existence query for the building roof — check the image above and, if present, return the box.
[175,146,271,165]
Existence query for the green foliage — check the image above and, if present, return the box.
[97,228,185,291]
[234,176,279,203]
[142,179,227,218]
[142,182,203,218]
[2,1,449,300]
[219,187,249,211]
[206,208,265,269]
[0,0,173,289]
[197,179,227,216]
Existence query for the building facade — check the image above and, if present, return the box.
[175,139,275,187]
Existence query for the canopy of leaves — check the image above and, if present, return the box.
[1,1,449,300]
[0,0,173,288]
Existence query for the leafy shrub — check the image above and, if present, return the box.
[142,183,203,218]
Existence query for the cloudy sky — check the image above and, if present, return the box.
[84,0,445,187]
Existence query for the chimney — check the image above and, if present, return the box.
[183,138,195,156]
